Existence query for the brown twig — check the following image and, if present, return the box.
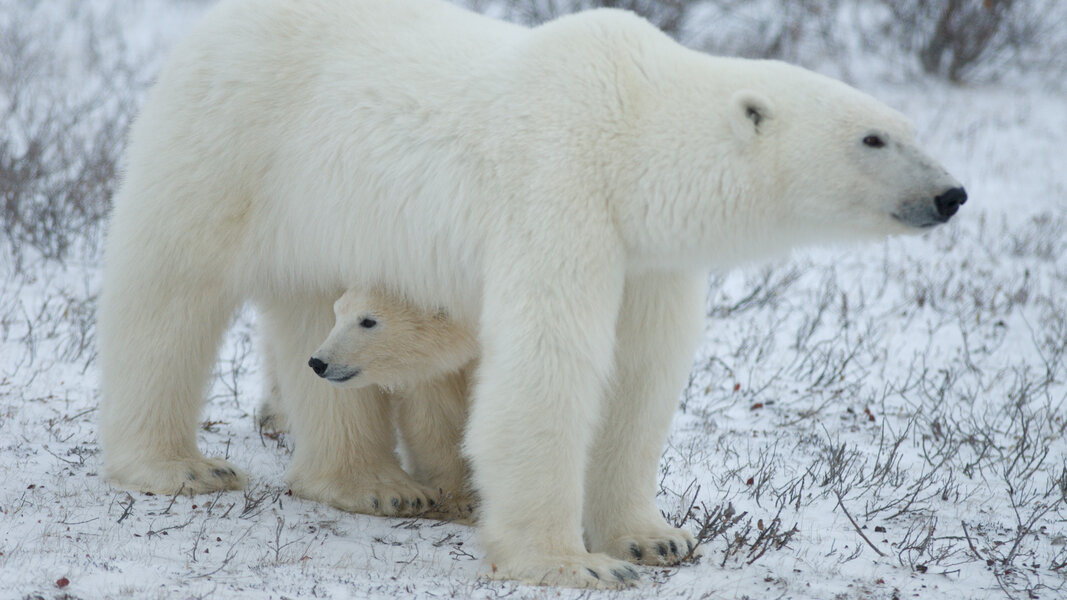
[960,520,983,561]
[834,490,886,557]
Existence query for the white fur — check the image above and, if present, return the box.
[97,0,962,588]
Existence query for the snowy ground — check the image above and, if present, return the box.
[1,2,1065,599]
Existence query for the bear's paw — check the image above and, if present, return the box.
[488,552,642,589]
[601,526,701,567]
[107,455,247,496]
[289,467,438,518]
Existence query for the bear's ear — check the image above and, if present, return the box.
[729,90,775,142]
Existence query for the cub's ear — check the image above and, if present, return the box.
[729,90,775,142]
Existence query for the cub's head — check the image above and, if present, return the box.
[725,63,966,241]
[308,288,477,389]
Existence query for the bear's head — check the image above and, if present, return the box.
[615,57,966,266]
[308,288,477,389]
[730,67,965,237]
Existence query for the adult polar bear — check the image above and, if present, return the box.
[98,0,965,588]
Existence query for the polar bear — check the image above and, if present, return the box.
[97,0,966,588]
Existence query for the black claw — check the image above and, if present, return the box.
[686,540,695,555]
[427,497,436,507]
[657,543,668,557]
[391,497,401,510]
[586,568,600,580]
[611,569,627,582]
[185,471,197,481]
[413,498,423,510]
[211,468,229,479]
[630,544,643,560]
[371,497,380,510]
[669,540,678,555]
[626,566,640,580]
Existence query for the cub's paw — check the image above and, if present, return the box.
[289,467,437,517]
[603,526,700,566]
[421,490,478,524]
[108,456,247,495]
[489,552,641,589]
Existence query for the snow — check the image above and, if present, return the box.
[1,2,1064,599]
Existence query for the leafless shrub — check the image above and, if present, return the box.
[893,517,969,573]
[874,0,1067,82]
[501,0,1067,83]
[685,0,844,61]
[665,494,799,567]
[1008,213,1066,261]
[211,327,254,409]
[963,479,1066,599]
[239,484,285,520]
[0,264,99,373]
[265,515,316,564]
[0,0,144,262]
[708,266,803,319]
[708,504,798,567]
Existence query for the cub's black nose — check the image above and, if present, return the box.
[934,187,967,219]
[308,357,328,376]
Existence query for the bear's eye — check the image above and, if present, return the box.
[863,135,886,148]
[359,318,377,329]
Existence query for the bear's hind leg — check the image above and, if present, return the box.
[584,271,707,566]
[97,252,245,495]
[261,296,435,517]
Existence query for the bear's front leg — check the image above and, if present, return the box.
[584,271,707,566]
[464,231,641,588]
[260,297,435,516]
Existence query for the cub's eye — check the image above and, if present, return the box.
[359,318,377,329]
[863,135,886,148]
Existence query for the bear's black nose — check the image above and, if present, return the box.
[934,187,967,219]
[308,357,328,376]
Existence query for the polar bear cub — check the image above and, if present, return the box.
[308,288,478,516]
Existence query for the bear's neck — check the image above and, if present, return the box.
[611,151,798,272]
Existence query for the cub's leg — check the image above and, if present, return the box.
[584,271,707,566]
[256,337,288,433]
[393,367,476,519]
[260,295,434,517]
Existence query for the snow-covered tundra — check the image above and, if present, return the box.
[97,0,965,588]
